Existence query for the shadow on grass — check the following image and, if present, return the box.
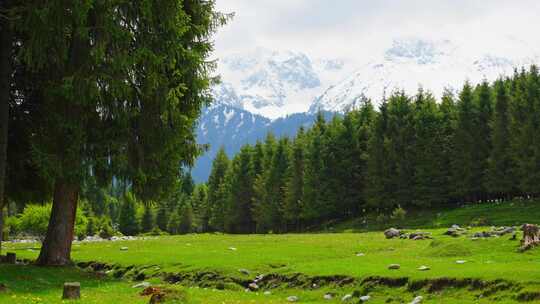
[0,264,123,295]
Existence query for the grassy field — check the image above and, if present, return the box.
[1,200,540,303]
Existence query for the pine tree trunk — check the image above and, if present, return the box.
[0,0,13,257]
[36,179,79,266]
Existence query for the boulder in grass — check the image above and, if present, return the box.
[238,268,250,275]
[248,283,259,291]
[360,295,371,302]
[384,228,401,239]
[323,293,333,300]
[341,294,353,302]
[388,264,400,270]
[62,282,81,300]
[417,265,430,271]
[410,296,423,304]
[287,295,299,302]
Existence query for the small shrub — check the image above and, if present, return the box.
[470,217,489,227]
[390,205,407,221]
[99,218,115,239]
[376,213,387,224]
[17,204,87,241]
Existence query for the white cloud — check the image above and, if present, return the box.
[214,0,540,64]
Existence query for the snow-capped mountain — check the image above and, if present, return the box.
[194,37,540,181]
[192,104,330,181]
[213,48,350,119]
[310,37,539,113]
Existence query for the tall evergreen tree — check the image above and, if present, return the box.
[207,148,230,231]
[224,146,256,233]
[487,80,514,198]
[118,192,140,236]
[452,82,478,202]
[283,128,305,231]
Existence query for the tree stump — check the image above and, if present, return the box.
[62,282,81,300]
[520,224,540,251]
[5,252,15,264]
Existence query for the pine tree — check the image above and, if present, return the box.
[118,192,140,236]
[452,82,478,202]
[283,128,305,231]
[487,80,514,198]
[178,203,194,234]
[253,138,289,232]
[141,205,155,233]
[473,81,493,200]
[167,210,181,235]
[155,206,169,232]
[412,89,446,206]
[301,113,331,223]
[191,184,209,232]
[224,146,256,233]
[207,147,230,231]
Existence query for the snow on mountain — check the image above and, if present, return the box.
[309,37,540,113]
[213,48,350,119]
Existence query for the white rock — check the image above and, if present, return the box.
[120,247,129,251]
[287,296,299,302]
[410,296,423,304]
[342,294,353,301]
[356,252,365,257]
[132,282,150,289]
[360,295,371,302]
[229,247,237,251]
[417,265,430,271]
[456,260,466,264]
[323,293,333,300]
[264,291,272,295]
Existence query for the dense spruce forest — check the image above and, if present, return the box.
[195,66,540,234]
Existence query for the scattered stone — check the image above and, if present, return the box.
[409,232,431,240]
[229,247,237,251]
[444,228,462,237]
[238,268,250,275]
[451,224,461,229]
[342,294,353,302]
[323,293,333,300]
[132,282,151,289]
[287,295,299,302]
[62,282,81,300]
[248,283,259,291]
[410,296,423,304]
[384,228,401,239]
[120,247,129,251]
[254,274,265,282]
[456,260,467,264]
[264,291,272,295]
[417,265,430,271]
[388,264,400,270]
[360,295,371,302]
[355,252,365,257]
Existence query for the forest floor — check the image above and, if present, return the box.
[1,200,540,303]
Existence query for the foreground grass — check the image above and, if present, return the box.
[2,200,540,303]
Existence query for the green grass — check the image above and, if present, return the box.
[334,199,540,232]
[2,200,540,303]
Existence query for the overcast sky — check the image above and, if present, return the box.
[214,0,540,62]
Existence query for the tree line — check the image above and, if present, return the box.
[192,66,540,234]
